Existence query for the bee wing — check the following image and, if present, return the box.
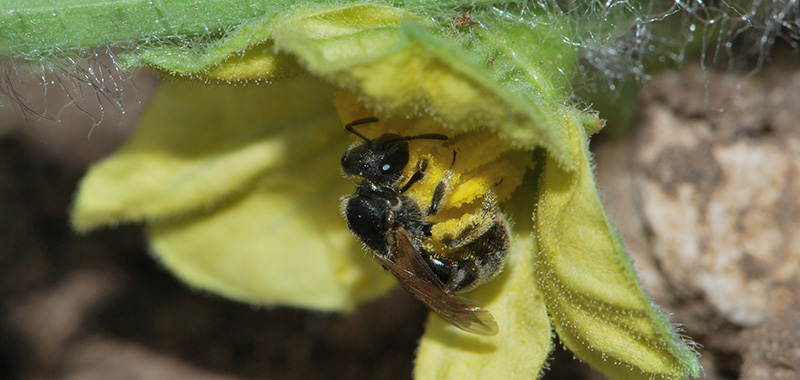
[379,226,498,336]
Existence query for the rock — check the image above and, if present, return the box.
[595,51,800,379]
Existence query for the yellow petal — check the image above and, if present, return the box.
[202,40,306,81]
[272,4,582,167]
[533,110,701,379]
[415,235,552,379]
[72,75,338,231]
[147,133,396,310]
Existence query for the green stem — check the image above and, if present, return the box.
[0,0,279,57]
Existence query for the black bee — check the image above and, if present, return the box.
[340,117,509,336]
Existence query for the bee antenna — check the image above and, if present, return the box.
[382,133,448,145]
[403,133,448,142]
[344,117,380,142]
[345,117,448,143]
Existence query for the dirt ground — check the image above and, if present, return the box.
[1,46,799,379]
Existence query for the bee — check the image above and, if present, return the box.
[340,117,510,336]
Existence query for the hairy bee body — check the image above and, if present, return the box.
[340,117,509,335]
[344,181,427,255]
[423,213,509,293]
[345,176,509,294]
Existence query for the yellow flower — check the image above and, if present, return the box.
[71,4,700,379]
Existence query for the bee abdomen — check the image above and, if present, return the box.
[424,216,509,293]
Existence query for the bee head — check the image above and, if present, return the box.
[341,117,448,186]
[341,134,410,186]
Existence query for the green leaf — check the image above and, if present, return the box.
[0,0,523,59]
[0,0,272,57]
[532,110,701,379]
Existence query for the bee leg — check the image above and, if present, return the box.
[428,170,454,215]
[429,213,509,293]
[399,158,428,193]
[425,148,458,215]
[425,190,511,292]
[442,190,499,250]
[448,215,510,292]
